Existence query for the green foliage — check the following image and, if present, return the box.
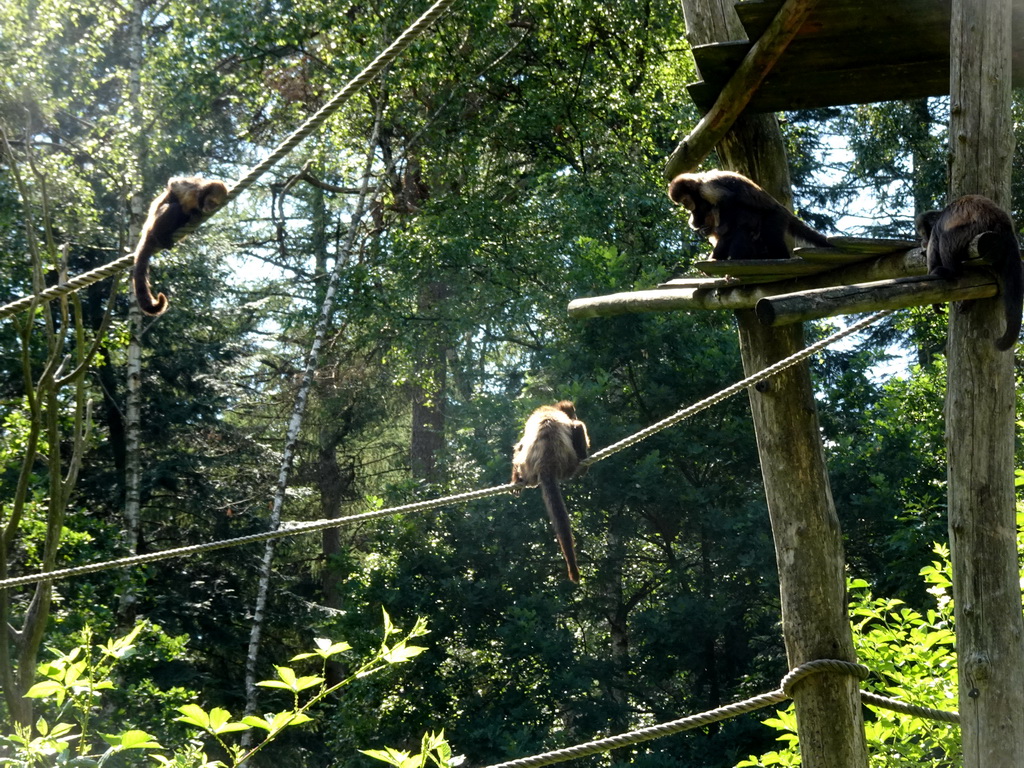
[361,731,459,768]
[735,552,960,768]
[1,612,432,768]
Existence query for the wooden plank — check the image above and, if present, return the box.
[684,0,1024,112]
[568,287,760,316]
[734,0,952,48]
[755,273,997,325]
[795,249,878,265]
[573,246,927,319]
[694,257,833,278]
[825,236,919,253]
[689,60,949,112]
[657,276,735,289]
[663,0,820,178]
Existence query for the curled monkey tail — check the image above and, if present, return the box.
[994,235,1024,351]
[539,474,579,583]
[133,244,168,316]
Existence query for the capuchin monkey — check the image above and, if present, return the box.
[916,195,1024,351]
[511,401,590,583]
[131,176,229,315]
[668,170,831,260]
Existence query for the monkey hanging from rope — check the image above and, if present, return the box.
[511,401,590,582]
[131,176,229,315]
[915,194,1024,351]
[668,170,831,260]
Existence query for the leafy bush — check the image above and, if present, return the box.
[736,548,960,767]
[0,611,457,768]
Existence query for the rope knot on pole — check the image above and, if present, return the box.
[780,659,870,698]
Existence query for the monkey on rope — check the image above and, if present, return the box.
[915,195,1024,351]
[511,401,590,583]
[131,176,229,315]
[668,170,831,260]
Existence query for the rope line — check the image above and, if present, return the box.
[0,0,459,322]
[860,691,960,725]
[225,0,457,203]
[584,310,892,465]
[0,310,890,592]
[0,484,510,591]
[480,660,958,768]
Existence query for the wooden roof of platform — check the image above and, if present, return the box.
[686,0,1024,113]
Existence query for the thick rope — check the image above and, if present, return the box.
[0,311,891,591]
[225,0,457,202]
[584,310,892,465]
[0,0,459,322]
[480,660,957,768]
[0,484,512,591]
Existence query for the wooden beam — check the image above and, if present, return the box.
[568,269,997,321]
[677,3,867,765]
[664,0,819,179]
[755,273,997,326]
[569,288,752,317]
[945,0,1024,764]
[570,245,926,319]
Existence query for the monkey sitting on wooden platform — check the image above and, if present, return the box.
[915,195,1023,351]
[668,170,831,261]
[511,401,590,583]
[131,176,228,315]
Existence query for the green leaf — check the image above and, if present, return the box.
[256,666,323,692]
[100,730,162,749]
[176,704,212,729]
[383,645,426,664]
[25,681,64,699]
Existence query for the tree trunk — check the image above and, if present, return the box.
[119,0,146,625]
[409,281,450,484]
[317,421,353,686]
[678,1,867,765]
[945,0,1024,764]
[242,119,381,732]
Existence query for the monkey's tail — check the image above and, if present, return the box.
[994,235,1024,351]
[133,246,168,316]
[788,217,832,248]
[539,474,580,583]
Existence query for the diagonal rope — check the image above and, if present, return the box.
[0,0,459,322]
[584,309,892,466]
[0,310,890,592]
[479,659,958,768]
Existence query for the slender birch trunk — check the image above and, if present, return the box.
[241,112,383,730]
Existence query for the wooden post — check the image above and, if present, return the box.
[946,0,1024,764]
[677,2,867,766]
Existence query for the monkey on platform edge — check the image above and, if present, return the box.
[668,169,831,261]
[916,194,1023,351]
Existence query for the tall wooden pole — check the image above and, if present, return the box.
[946,0,1024,764]
[677,2,866,766]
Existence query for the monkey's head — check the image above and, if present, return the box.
[915,210,941,249]
[553,400,577,419]
[668,174,717,236]
[668,174,700,211]
[167,177,229,216]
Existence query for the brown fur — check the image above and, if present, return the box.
[668,170,831,260]
[511,401,590,582]
[132,176,228,315]
[916,195,1023,351]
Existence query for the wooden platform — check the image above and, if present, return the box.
[687,0,1024,112]
[567,238,1000,325]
